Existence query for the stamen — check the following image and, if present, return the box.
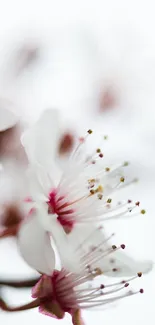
[123,161,130,167]
[79,137,85,143]
[96,148,101,153]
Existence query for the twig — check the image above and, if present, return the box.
[0,277,39,288]
[0,295,40,312]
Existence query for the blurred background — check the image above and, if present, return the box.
[0,0,155,324]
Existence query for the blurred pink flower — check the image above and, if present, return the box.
[0,124,27,164]
[99,86,118,112]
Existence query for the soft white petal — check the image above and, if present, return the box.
[0,106,18,131]
[26,165,54,202]
[0,161,28,204]
[37,205,82,273]
[21,109,61,168]
[18,212,55,275]
[68,225,153,277]
[102,250,153,277]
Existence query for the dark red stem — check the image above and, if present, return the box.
[0,277,39,288]
[0,296,40,312]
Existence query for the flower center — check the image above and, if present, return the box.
[51,270,78,312]
[48,190,75,233]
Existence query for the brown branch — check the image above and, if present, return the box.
[0,295,40,312]
[0,277,39,288]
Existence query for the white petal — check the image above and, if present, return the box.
[102,250,153,277]
[68,225,153,277]
[0,162,28,204]
[0,103,18,131]
[26,165,54,202]
[17,212,55,275]
[37,206,82,273]
[21,109,61,169]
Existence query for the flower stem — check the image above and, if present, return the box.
[0,225,18,238]
[0,296,40,312]
[0,277,39,288]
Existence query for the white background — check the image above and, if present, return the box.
[0,0,155,324]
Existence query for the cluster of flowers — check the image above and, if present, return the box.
[0,109,152,325]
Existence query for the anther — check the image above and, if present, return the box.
[99,153,104,158]
[141,209,146,214]
[87,129,93,134]
[139,289,144,294]
[123,161,129,167]
[97,185,103,193]
[121,244,125,249]
[105,167,110,172]
[94,268,103,276]
[124,283,129,287]
[107,198,112,203]
[135,201,140,206]
[112,245,117,250]
[100,284,105,289]
[96,148,101,153]
[120,177,125,182]
[137,272,142,277]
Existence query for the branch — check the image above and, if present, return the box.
[0,277,39,288]
[0,295,40,312]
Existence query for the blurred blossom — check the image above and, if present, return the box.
[0,99,18,131]
[58,133,75,156]
[0,124,27,164]
[0,203,23,238]
[0,160,29,239]
[99,86,118,112]
[12,42,39,76]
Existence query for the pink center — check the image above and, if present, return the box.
[51,271,77,313]
[48,190,75,233]
[33,271,77,316]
